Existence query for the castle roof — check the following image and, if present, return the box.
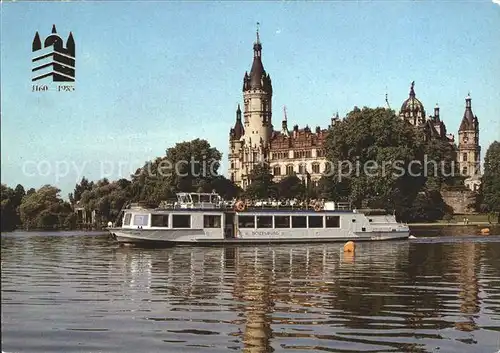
[243,28,272,92]
[230,104,244,140]
[270,125,328,150]
[459,94,478,131]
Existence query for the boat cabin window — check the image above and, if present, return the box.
[325,216,340,228]
[151,214,169,227]
[172,214,191,228]
[308,216,323,228]
[133,214,149,226]
[123,213,132,226]
[204,215,221,228]
[238,216,255,228]
[257,216,273,228]
[274,216,290,228]
[292,216,307,228]
[191,194,199,203]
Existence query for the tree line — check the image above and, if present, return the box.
[2,109,499,231]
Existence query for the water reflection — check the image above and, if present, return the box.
[1,234,500,353]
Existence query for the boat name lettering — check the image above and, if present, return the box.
[251,230,281,236]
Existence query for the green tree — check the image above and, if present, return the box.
[481,141,500,223]
[1,185,17,231]
[276,175,305,200]
[244,163,276,199]
[210,176,242,199]
[19,185,72,230]
[78,178,131,223]
[1,184,27,231]
[323,107,452,222]
[69,177,94,205]
[129,139,222,205]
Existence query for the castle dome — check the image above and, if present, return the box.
[399,81,426,125]
[400,81,424,113]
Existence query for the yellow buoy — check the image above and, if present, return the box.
[343,241,355,253]
[480,228,490,235]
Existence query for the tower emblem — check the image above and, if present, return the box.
[32,25,75,82]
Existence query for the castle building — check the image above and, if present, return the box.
[228,30,329,190]
[399,81,455,143]
[398,82,481,191]
[228,31,482,192]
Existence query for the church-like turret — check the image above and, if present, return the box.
[458,94,481,186]
[230,104,244,140]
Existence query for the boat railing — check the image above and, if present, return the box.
[126,194,353,211]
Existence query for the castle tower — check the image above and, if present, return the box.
[239,26,273,188]
[458,94,481,189]
[229,104,244,183]
[399,81,425,126]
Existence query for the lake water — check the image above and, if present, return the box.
[1,231,500,353]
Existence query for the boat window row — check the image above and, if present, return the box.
[238,215,340,229]
[123,213,221,228]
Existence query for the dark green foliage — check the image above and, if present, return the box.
[78,178,131,223]
[481,141,500,222]
[322,107,456,222]
[18,185,73,230]
[128,139,223,206]
[210,176,242,200]
[244,163,276,199]
[276,175,305,200]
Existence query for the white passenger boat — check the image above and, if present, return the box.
[107,192,410,245]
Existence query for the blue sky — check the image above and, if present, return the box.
[2,1,500,197]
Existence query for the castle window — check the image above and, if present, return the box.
[462,166,468,175]
[286,165,294,175]
[306,151,312,158]
[312,163,320,174]
[324,162,331,174]
[231,161,235,169]
[298,164,306,174]
[463,153,467,162]
[273,166,281,176]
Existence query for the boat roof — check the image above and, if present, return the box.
[124,208,356,214]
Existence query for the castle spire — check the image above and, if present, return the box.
[52,24,57,34]
[236,103,242,119]
[434,103,440,121]
[253,22,262,58]
[409,81,415,97]
[246,24,267,90]
[460,93,476,131]
[231,104,244,140]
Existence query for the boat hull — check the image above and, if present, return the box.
[108,228,409,246]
